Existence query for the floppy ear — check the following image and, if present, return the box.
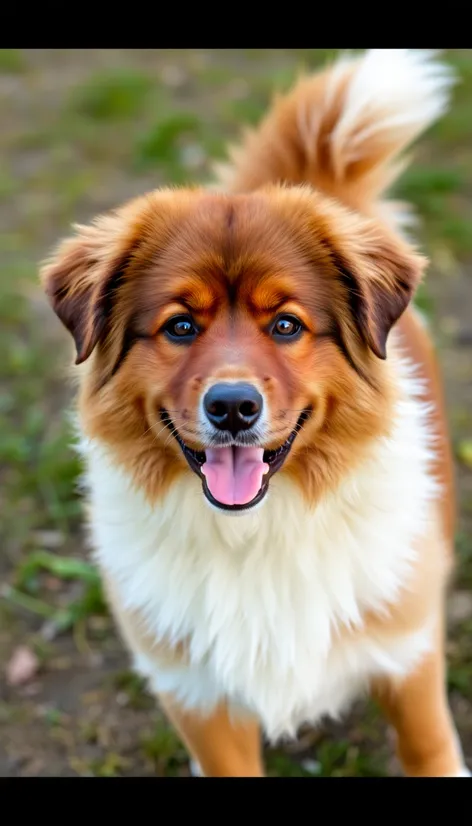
[334,227,427,360]
[40,212,138,365]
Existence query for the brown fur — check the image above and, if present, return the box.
[40,52,463,777]
[41,187,425,507]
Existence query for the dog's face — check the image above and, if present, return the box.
[41,187,425,513]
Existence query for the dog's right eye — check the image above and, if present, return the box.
[164,315,198,342]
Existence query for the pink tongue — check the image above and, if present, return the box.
[202,447,269,506]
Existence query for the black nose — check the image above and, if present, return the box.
[203,383,263,435]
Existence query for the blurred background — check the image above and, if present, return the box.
[0,49,471,777]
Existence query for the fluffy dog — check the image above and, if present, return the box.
[40,49,470,777]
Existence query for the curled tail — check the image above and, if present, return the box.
[214,50,455,227]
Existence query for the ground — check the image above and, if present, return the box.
[1,49,472,778]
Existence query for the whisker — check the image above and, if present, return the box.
[136,413,200,447]
[158,424,182,451]
[147,419,183,447]
[163,431,179,450]
[164,419,199,430]
[278,408,313,415]
[134,420,169,445]
[136,407,313,453]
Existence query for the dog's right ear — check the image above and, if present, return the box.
[40,212,138,365]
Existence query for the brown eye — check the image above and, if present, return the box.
[272,315,303,340]
[164,315,197,342]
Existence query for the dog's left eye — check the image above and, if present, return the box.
[271,315,303,339]
[164,315,197,341]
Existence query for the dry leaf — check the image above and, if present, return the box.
[6,645,39,686]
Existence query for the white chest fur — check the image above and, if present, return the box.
[80,366,438,740]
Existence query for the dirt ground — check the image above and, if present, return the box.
[1,49,472,777]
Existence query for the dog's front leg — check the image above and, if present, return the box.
[372,622,470,778]
[158,694,264,778]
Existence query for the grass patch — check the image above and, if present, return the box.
[413,282,435,318]
[311,738,387,777]
[447,617,472,698]
[0,169,18,200]
[266,752,314,777]
[223,95,267,127]
[70,69,155,121]
[71,752,130,777]
[395,163,472,257]
[448,659,472,695]
[0,404,82,535]
[1,552,106,637]
[0,49,25,73]
[141,722,188,775]
[16,551,100,591]
[0,261,82,545]
[430,52,472,145]
[396,166,463,206]
[456,440,472,469]
[135,112,202,181]
[299,48,360,69]
[113,671,153,710]
[267,735,387,778]
[456,532,472,589]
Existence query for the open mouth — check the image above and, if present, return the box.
[160,409,311,513]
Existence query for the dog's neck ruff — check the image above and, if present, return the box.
[78,354,439,739]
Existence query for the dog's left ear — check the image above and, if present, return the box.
[40,212,138,365]
[335,226,427,360]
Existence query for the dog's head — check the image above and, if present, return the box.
[41,186,425,513]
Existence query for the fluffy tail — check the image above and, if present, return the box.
[213,49,455,228]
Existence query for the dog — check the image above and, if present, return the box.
[40,49,470,777]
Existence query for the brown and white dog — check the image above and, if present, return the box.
[40,49,470,777]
